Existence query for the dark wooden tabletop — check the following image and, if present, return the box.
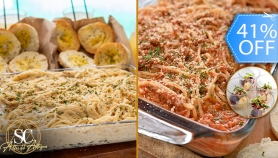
[1,141,136,158]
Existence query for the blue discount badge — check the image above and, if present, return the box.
[226,13,278,63]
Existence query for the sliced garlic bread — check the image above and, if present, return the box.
[0,29,21,62]
[58,50,95,68]
[56,20,80,52]
[8,51,48,72]
[94,43,128,66]
[78,22,114,54]
[0,56,8,73]
[9,23,39,52]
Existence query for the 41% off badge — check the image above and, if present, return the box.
[226,13,278,63]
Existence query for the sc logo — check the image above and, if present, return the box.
[5,119,42,154]
[13,129,33,144]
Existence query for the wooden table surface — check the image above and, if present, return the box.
[1,141,136,158]
[139,72,278,158]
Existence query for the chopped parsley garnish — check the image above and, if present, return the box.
[182,74,188,79]
[222,104,226,110]
[142,55,152,61]
[142,46,162,62]
[16,92,21,97]
[200,71,208,79]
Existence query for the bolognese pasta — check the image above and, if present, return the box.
[138,0,276,131]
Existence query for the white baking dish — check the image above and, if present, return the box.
[0,64,136,155]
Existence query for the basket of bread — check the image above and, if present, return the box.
[0,23,47,73]
[0,16,134,73]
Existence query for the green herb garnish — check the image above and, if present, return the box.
[251,96,269,109]
[233,86,246,95]
[262,82,272,89]
[222,104,226,110]
[244,73,254,79]
[200,71,207,79]
[182,74,188,79]
[142,46,162,62]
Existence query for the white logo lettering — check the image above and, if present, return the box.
[14,129,33,144]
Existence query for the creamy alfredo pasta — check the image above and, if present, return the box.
[0,67,136,133]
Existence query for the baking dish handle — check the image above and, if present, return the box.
[138,98,214,145]
[138,110,193,145]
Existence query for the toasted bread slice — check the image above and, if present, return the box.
[8,51,48,72]
[56,20,80,52]
[0,56,8,73]
[58,50,95,68]
[94,43,128,66]
[0,29,21,62]
[78,22,114,54]
[9,23,39,52]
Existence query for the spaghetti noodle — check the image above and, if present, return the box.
[0,68,136,133]
[138,0,275,131]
